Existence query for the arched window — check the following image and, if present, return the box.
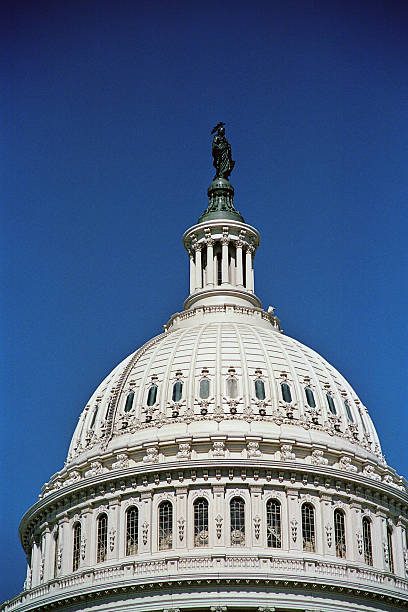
[226,377,238,399]
[72,522,81,571]
[266,499,281,548]
[281,382,292,403]
[147,384,158,406]
[172,381,183,403]
[387,526,394,573]
[305,387,316,408]
[158,501,173,550]
[255,379,266,400]
[124,391,135,413]
[199,378,210,399]
[194,498,209,547]
[334,509,346,558]
[230,497,245,546]
[90,406,98,429]
[326,393,336,414]
[302,503,315,552]
[126,507,138,556]
[362,517,373,566]
[344,400,353,422]
[96,514,108,563]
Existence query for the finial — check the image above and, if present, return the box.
[211,122,235,180]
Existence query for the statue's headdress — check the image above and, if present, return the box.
[211,121,225,135]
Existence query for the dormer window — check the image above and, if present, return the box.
[172,381,183,402]
[326,393,336,415]
[147,385,158,407]
[255,379,265,400]
[281,382,292,403]
[199,378,210,399]
[227,377,238,398]
[124,391,135,413]
[305,387,316,408]
[344,400,353,422]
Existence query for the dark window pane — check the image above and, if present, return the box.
[334,510,346,558]
[124,391,135,413]
[72,523,81,571]
[267,500,281,548]
[159,501,173,550]
[305,387,316,408]
[172,381,183,403]
[230,497,245,546]
[302,503,315,552]
[281,383,292,403]
[126,507,138,556]
[344,400,353,422]
[255,379,265,400]
[194,498,209,547]
[387,527,394,573]
[96,514,108,563]
[90,407,98,429]
[147,385,158,406]
[327,393,336,414]
[199,378,210,399]
[362,517,373,566]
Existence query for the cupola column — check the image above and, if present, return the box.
[205,234,214,287]
[236,240,244,288]
[189,250,195,294]
[221,229,229,285]
[194,243,203,290]
[245,245,254,292]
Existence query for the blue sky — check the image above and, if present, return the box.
[1,0,407,602]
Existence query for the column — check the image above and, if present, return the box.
[250,486,263,549]
[236,241,243,288]
[175,487,188,550]
[212,485,225,548]
[206,239,214,287]
[221,236,229,285]
[287,488,301,552]
[43,524,53,582]
[109,498,120,562]
[245,246,254,292]
[349,502,362,563]
[320,494,334,557]
[30,538,40,587]
[189,250,195,294]
[60,514,70,576]
[140,491,152,554]
[194,243,202,290]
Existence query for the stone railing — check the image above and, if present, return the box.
[2,555,408,611]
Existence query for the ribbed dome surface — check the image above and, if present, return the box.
[66,307,381,467]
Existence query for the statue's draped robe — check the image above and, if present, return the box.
[212,134,235,179]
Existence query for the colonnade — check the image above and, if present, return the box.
[189,229,255,294]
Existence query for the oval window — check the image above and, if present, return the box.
[326,393,336,414]
[255,379,265,400]
[281,382,292,403]
[305,387,316,408]
[199,378,210,399]
[172,381,183,402]
[147,385,158,406]
[124,391,135,413]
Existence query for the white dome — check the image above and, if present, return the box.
[8,166,408,612]
[66,305,382,470]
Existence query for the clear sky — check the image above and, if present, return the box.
[1,0,407,602]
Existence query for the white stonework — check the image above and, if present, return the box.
[2,180,408,612]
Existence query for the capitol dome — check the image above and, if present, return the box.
[3,128,408,612]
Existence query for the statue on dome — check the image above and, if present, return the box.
[211,122,235,180]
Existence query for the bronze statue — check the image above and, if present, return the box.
[211,122,235,180]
